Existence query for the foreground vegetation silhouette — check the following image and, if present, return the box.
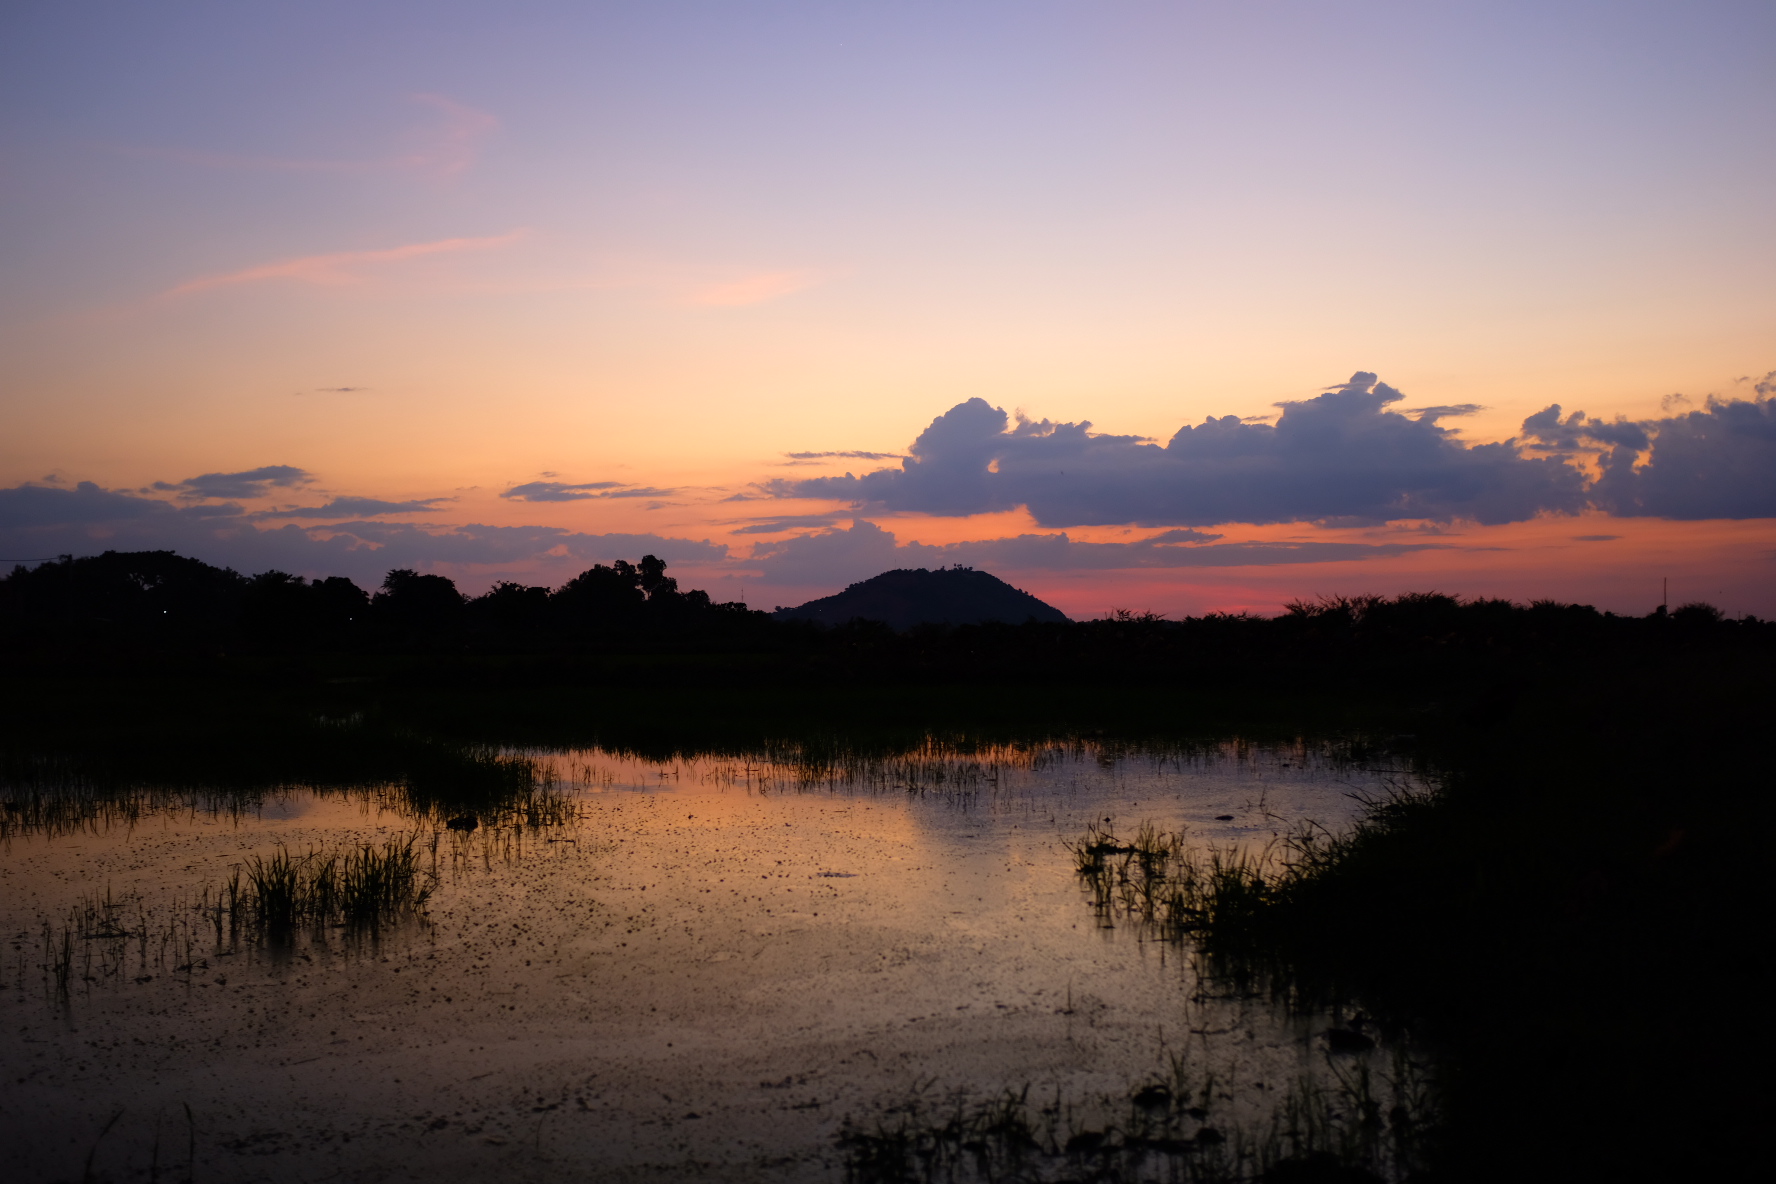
[3,549,1771,1181]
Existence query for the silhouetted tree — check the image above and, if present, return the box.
[553,561,645,624]
[1671,601,1724,626]
[311,576,371,631]
[467,581,552,635]
[372,570,464,645]
[240,571,311,646]
[240,571,370,650]
[239,568,367,653]
[0,550,244,653]
[638,554,678,600]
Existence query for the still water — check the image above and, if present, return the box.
[2,741,1406,1182]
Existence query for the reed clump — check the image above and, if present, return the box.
[27,884,212,995]
[0,712,577,843]
[1064,802,1432,989]
[840,1047,1434,1183]
[21,837,434,999]
[242,837,432,931]
[398,747,560,824]
[1064,820,1285,951]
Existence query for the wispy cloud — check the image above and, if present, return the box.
[152,465,311,500]
[498,480,687,503]
[164,230,526,296]
[729,513,848,535]
[604,487,679,500]
[687,270,822,307]
[401,94,500,177]
[1405,404,1485,423]
[119,93,498,179]
[257,497,450,519]
[783,451,905,461]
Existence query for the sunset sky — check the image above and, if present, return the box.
[3,1,1773,617]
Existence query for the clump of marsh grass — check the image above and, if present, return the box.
[398,748,570,827]
[242,837,432,931]
[1065,820,1271,945]
[1065,799,1431,984]
[842,1087,1048,1184]
[22,836,435,1000]
[0,776,281,845]
[0,725,577,845]
[716,740,1011,802]
[26,884,211,996]
[839,1046,1435,1183]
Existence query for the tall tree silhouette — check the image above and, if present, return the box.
[372,570,463,644]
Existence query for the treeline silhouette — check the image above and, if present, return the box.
[0,549,768,656]
[2,550,1768,682]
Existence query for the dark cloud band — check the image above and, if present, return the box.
[0,482,726,586]
[746,520,1443,587]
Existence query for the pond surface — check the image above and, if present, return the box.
[2,740,1408,1182]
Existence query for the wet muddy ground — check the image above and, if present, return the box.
[2,743,1392,1181]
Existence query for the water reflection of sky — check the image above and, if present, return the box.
[2,742,1410,1182]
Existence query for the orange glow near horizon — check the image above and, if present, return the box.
[2,6,1773,615]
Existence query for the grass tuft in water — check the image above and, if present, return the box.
[840,1048,1435,1183]
[25,837,435,999]
[1064,801,1433,997]
[1065,819,1279,949]
[242,837,432,931]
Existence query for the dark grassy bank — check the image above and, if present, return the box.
[1312,673,1769,1182]
[1067,648,1776,1182]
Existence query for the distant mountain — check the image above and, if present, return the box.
[772,567,1069,629]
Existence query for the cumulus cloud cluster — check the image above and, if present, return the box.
[770,373,1776,527]
[1521,390,1776,519]
[768,375,1583,527]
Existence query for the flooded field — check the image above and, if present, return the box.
[2,740,1422,1182]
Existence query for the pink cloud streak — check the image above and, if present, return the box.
[163,230,527,296]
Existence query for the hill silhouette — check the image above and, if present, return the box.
[771,566,1069,629]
